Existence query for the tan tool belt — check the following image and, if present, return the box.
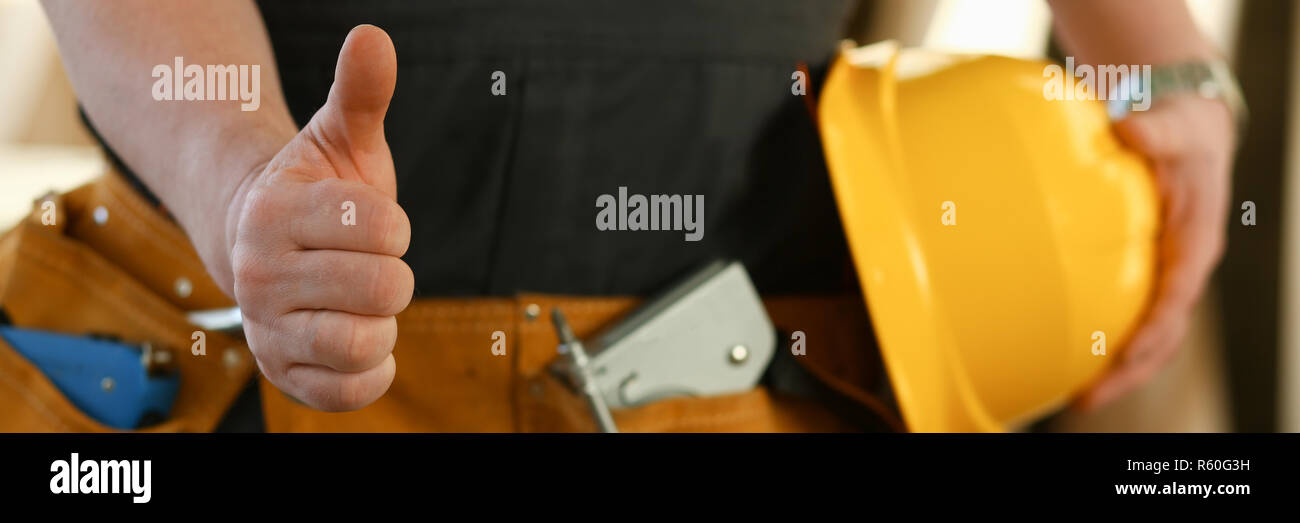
[0,170,897,432]
[0,171,249,432]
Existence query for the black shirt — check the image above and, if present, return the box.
[111,0,858,297]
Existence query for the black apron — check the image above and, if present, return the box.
[112,0,859,297]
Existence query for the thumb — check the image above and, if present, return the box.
[315,25,398,195]
[327,25,396,142]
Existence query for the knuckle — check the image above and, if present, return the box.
[355,190,407,255]
[295,361,393,412]
[308,313,349,364]
[335,373,369,411]
[278,362,364,412]
[239,185,283,230]
[390,261,415,313]
[342,318,369,369]
[378,316,398,353]
[365,262,393,310]
[297,376,354,412]
[367,258,413,314]
[351,317,398,368]
[392,206,412,255]
[373,201,410,256]
[309,314,389,372]
[300,386,338,411]
[230,252,264,285]
[230,252,276,311]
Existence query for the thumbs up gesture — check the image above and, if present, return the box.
[225,26,411,411]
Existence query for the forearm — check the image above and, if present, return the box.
[1048,0,1219,66]
[40,0,297,290]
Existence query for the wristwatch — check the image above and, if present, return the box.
[1107,59,1248,139]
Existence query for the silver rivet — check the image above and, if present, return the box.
[728,344,749,365]
[92,206,109,225]
[524,303,541,321]
[153,349,172,366]
[100,376,115,392]
[223,348,242,370]
[174,277,193,299]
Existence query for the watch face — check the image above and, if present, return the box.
[1106,71,1142,120]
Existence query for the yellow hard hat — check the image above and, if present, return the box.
[817,42,1159,432]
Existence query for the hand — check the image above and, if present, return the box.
[224,25,413,411]
[1078,93,1236,410]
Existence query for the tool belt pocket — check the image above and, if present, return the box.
[0,170,253,432]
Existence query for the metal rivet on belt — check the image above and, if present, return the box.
[152,348,172,366]
[174,277,193,299]
[100,376,115,392]
[728,344,749,365]
[223,347,242,370]
[524,303,541,321]
[92,205,109,225]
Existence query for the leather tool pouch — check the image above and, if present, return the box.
[0,170,253,432]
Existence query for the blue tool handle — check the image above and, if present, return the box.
[0,326,179,429]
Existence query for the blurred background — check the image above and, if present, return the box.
[0,0,1291,432]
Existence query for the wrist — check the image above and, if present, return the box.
[1108,59,1247,146]
[172,122,294,296]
